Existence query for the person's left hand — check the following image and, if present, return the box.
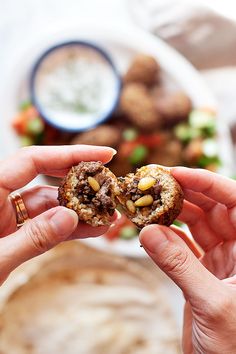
[0,145,116,285]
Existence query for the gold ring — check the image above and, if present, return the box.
[9,193,29,228]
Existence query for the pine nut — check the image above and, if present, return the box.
[134,194,153,207]
[126,200,136,213]
[88,176,100,192]
[138,177,156,191]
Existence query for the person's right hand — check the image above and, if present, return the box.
[140,167,236,354]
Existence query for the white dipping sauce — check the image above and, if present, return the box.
[34,45,119,130]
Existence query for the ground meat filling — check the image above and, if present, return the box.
[119,176,162,211]
[117,165,184,228]
[75,162,116,216]
[93,179,116,216]
[58,161,119,226]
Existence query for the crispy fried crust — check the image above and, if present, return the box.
[58,161,119,227]
[117,165,184,228]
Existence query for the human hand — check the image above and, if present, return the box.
[140,167,236,354]
[0,145,116,285]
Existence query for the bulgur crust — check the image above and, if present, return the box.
[58,161,119,226]
[117,165,184,228]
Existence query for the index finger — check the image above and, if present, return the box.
[172,167,236,208]
[0,145,116,200]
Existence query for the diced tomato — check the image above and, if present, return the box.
[119,141,140,157]
[136,133,163,147]
[12,118,23,135]
[12,113,28,135]
[12,106,42,135]
[119,134,163,157]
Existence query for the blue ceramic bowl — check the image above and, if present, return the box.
[30,41,121,132]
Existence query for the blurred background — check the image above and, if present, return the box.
[1,0,236,353]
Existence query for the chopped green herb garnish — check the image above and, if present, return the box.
[129,145,148,165]
[202,123,216,137]
[173,220,184,227]
[197,155,221,168]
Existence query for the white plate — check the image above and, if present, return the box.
[0,23,234,258]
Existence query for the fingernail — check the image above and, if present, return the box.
[171,166,185,176]
[147,164,170,170]
[111,148,117,156]
[139,225,169,253]
[50,207,78,238]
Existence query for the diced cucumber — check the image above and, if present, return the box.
[202,139,218,157]
[27,117,44,135]
[189,110,215,130]
[120,226,137,239]
[20,136,34,146]
[19,100,32,111]
[174,124,201,143]
[122,128,138,141]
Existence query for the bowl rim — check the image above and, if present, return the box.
[29,40,122,132]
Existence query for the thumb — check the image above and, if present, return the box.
[0,206,78,280]
[140,225,222,304]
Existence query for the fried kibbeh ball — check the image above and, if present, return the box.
[117,165,184,228]
[153,90,192,126]
[124,54,160,86]
[58,161,119,226]
[71,125,121,148]
[147,139,183,167]
[120,83,161,131]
